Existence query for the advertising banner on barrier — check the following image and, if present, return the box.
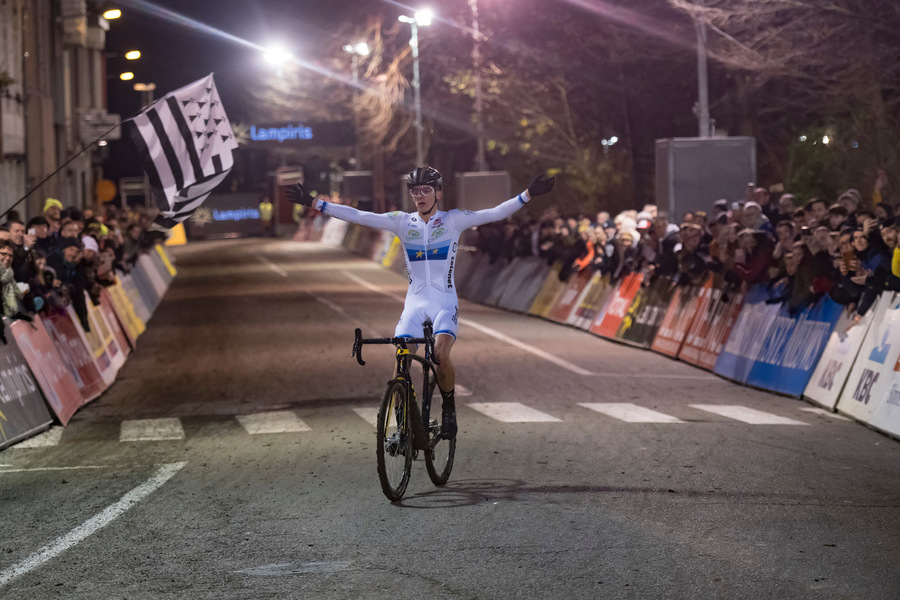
[321,218,349,246]
[548,269,594,324]
[571,274,614,329]
[43,311,108,403]
[804,301,879,410]
[745,296,844,396]
[617,277,677,347]
[528,263,567,317]
[381,236,402,269]
[837,293,900,424]
[499,258,550,313]
[138,254,169,299]
[130,258,161,312]
[85,294,127,378]
[72,303,116,387]
[713,284,782,383]
[371,231,396,264]
[591,273,644,339]
[650,282,702,357]
[869,353,900,439]
[342,224,362,251]
[98,293,132,357]
[9,317,83,426]
[679,281,746,370]
[485,258,526,306]
[155,245,178,279]
[120,275,152,324]
[471,260,511,305]
[0,323,54,449]
[105,284,145,346]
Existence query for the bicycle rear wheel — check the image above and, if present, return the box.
[425,399,456,486]
[376,379,412,501]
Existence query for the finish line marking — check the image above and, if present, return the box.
[342,271,597,376]
[690,405,809,425]
[580,403,685,423]
[11,427,64,448]
[0,462,187,588]
[120,418,186,442]
[236,411,311,434]
[468,402,561,423]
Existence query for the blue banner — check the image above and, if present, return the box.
[745,296,844,396]
[713,285,783,383]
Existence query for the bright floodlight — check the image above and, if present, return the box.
[343,42,370,56]
[103,9,122,20]
[119,72,134,81]
[609,136,619,145]
[264,46,293,65]
[822,135,830,145]
[415,8,433,26]
[125,50,141,60]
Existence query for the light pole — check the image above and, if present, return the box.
[343,42,370,169]
[399,9,432,167]
[468,0,486,171]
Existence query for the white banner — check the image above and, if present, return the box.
[836,293,900,423]
[804,299,880,410]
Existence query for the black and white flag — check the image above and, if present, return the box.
[128,74,238,228]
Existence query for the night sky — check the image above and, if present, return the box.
[103,0,366,180]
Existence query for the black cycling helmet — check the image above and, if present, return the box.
[406,166,442,190]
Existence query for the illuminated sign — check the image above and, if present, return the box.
[250,124,313,143]
[213,209,260,222]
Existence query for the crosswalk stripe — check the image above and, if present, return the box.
[120,418,186,442]
[236,411,311,434]
[13,427,64,448]
[690,405,809,425]
[352,407,379,427]
[800,407,852,422]
[467,402,561,423]
[579,403,684,423]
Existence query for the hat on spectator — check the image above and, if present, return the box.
[636,211,654,222]
[839,188,862,205]
[743,201,761,212]
[619,230,638,242]
[81,236,99,253]
[828,204,848,216]
[636,219,652,230]
[43,198,63,212]
[738,228,757,237]
[713,199,729,213]
[58,237,82,250]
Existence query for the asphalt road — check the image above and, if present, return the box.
[2,238,899,600]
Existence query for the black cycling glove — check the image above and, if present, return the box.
[287,183,315,207]
[527,174,556,198]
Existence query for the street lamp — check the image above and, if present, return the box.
[399,9,433,166]
[133,82,156,108]
[124,50,141,60]
[343,42,370,169]
[264,45,293,77]
[601,136,618,154]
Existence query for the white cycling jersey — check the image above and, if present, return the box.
[313,192,531,338]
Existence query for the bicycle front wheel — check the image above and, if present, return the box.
[376,379,412,501]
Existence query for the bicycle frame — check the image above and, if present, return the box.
[352,322,440,452]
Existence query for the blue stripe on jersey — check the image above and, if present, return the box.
[518,193,527,205]
[406,242,451,262]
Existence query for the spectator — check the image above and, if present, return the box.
[7,219,36,282]
[838,189,862,229]
[741,202,774,235]
[805,198,828,228]
[676,223,712,286]
[27,216,54,254]
[874,202,894,225]
[47,238,91,331]
[827,204,849,232]
[773,194,797,225]
[43,198,63,234]
[734,230,775,285]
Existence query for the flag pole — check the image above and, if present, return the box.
[0,110,145,222]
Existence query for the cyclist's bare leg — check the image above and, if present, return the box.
[433,334,456,392]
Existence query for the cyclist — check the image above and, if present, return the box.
[288,166,555,438]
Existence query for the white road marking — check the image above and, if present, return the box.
[800,407,852,422]
[0,465,121,474]
[467,402,561,423]
[258,255,289,278]
[352,407,379,427]
[0,461,187,588]
[456,384,472,396]
[12,427,64,448]
[236,411,311,434]
[579,403,684,423]
[690,405,809,425]
[460,319,596,376]
[343,271,405,302]
[120,418,186,442]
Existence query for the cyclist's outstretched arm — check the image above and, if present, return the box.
[287,183,402,235]
[449,174,555,229]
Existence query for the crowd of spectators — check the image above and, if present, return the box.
[0,199,162,335]
[474,169,899,319]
